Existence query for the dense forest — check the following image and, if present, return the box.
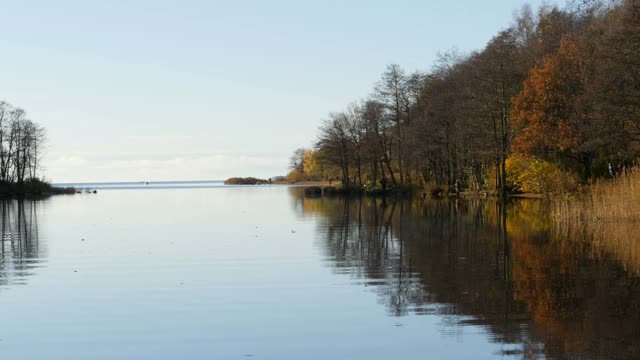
[288,0,640,194]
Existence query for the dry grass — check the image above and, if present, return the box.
[553,167,640,274]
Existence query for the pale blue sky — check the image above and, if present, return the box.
[0,0,559,182]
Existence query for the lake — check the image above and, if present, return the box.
[1,183,639,359]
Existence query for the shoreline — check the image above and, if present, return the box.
[272,180,332,186]
[0,180,77,198]
[279,181,550,199]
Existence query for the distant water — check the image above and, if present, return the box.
[1,186,639,359]
[52,180,283,190]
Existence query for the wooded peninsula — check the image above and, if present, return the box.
[0,101,73,196]
[287,1,640,196]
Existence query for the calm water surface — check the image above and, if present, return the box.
[1,185,639,359]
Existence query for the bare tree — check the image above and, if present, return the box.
[0,101,47,184]
[316,113,353,186]
[289,148,306,175]
[376,64,411,184]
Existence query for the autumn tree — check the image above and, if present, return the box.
[511,37,598,178]
[289,1,639,190]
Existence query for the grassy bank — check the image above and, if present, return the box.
[0,179,76,197]
[553,167,640,274]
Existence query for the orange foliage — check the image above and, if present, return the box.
[511,37,583,155]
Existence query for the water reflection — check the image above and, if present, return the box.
[0,200,45,287]
[291,189,640,359]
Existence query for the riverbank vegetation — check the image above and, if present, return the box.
[288,0,640,196]
[553,167,640,273]
[0,100,68,196]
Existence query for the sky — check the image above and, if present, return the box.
[0,0,560,183]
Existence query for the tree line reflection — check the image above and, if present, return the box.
[0,200,44,287]
[290,189,640,359]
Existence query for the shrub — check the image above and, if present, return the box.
[286,169,304,183]
[506,155,577,193]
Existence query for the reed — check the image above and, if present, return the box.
[553,167,640,274]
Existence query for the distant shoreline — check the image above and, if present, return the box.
[53,180,225,187]
[0,179,76,198]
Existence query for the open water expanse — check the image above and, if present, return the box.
[1,184,639,359]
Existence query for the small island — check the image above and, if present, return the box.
[223,177,269,185]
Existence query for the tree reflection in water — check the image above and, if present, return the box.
[290,188,640,360]
[0,200,44,287]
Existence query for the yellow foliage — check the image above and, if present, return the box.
[302,150,321,179]
[286,169,304,183]
[506,155,577,193]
